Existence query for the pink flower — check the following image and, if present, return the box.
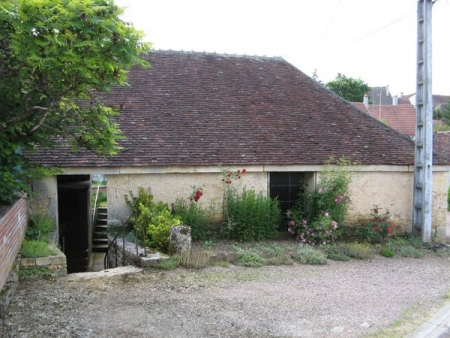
[334,195,344,204]
[332,220,338,229]
[325,212,329,217]
[290,220,295,226]
[318,188,324,193]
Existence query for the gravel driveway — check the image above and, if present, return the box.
[2,252,450,338]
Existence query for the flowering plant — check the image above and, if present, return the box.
[288,213,338,245]
[190,186,204,202]
[355,205,396,243]
[222,168,246,185]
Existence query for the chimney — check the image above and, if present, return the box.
[393,95,398,105]
[363,93,369,107]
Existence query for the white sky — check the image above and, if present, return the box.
[115,0,450,97]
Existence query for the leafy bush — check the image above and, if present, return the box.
[154,256,180,270]
[233,252,267,267]
[326,248,350,261]
[91,191,107,207]
[288,157,355,245]
[21,240,56,258]
[125,188,181,253]
[341,243,375,260]
[292,245,327,265]
[27,213,56,241]
[172,197,217,241]
[396,245,424,258]
[380,247,395,258]
[355,205,396,243]
[226,188,281,242]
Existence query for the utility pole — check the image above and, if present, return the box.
[413,0,433,242]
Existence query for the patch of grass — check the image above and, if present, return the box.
[21,240,56,258]
[178,250,211,269]
[18,267,53,278]
[292,245,327,265]
[397,245,424,258]
[233,252,267,267]
[380,247,395,258]
[326,248,350,261]
[266,253,294,266]
[341,243,375,260]
[211,260,229,268]
[154,256,180,270]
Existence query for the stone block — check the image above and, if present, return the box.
[20,258,36,268]
[35,256,51,266]
[168,225,191,255]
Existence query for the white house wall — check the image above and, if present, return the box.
[31,165,450,242]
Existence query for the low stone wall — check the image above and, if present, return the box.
[0,197,28,293]
[20,245,67,277]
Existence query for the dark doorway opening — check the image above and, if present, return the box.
[57,175,91,273]
[269,172,309,230]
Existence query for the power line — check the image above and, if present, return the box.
[317,0,342,47]
[349,12,413,45]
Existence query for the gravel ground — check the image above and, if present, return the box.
[2,250,450,338]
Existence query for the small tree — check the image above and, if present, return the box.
[0,0,151,203]
[326,73,370,102]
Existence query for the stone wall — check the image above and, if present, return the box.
[0,197,28,292]
[19,245,67,277]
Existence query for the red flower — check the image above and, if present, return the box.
[227,172,232,177]
[242,168,247,173]
[373,225,378,232]
[387,227,393,234]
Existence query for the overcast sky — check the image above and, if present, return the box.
[114,0,450,98]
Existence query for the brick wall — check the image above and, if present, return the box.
[0,198,28,292]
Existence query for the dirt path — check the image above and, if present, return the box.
[2,254,450,338]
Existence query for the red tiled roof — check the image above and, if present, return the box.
[27,50,450,168]
[351,102,416,137]
[434,132,450,160]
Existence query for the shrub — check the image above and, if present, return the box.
[27,213,56,241]
[341,243,375,260]
[355,205,396,243]
[233,252,267,267]
[326,248,350,261]
[21,240,56,258]
[125,188,181,253]
[154,256,180,270]
[172,197,217,241]
[19,267,53,278]
[292,245,327,265]
[288,157,355,245]
[226,188,281,242]
[397,245,424,258]
[380,247,395,258]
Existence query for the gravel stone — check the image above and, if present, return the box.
[1,252,450,337]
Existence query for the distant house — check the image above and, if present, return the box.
[399,93,450,110]
[352,99,416,137]
[27,51,450,270]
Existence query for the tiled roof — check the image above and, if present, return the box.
[369,86,393,105]
[434,132,450,160]
[351,102,416,137]
[27,50,450,168]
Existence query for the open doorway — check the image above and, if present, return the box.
[57,175,91,273]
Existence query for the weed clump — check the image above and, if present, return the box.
[292,245,327,265]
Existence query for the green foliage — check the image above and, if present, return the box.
[438,101,450,126]
[27,213,56,241]
[448,186,450,211]
[326,73,370,102]
[355,205,396,243]
[19,266,53,278]
[396,245,424,258]
[226,188,281,242]
[125,188,181,253]
[91,191,107,207]
[154,256,180,270]
[289,157,354,244]
[380,247,395,258]
[325,248,350,261]
[292,245,327,265]
[21,240,56,258]
[0,0,151,203]
[172,198,217,241]
[233,252,267,267]
[340,243,375,260]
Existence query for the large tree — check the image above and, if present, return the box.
[326,73,369,102]
[0,0,151,203]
